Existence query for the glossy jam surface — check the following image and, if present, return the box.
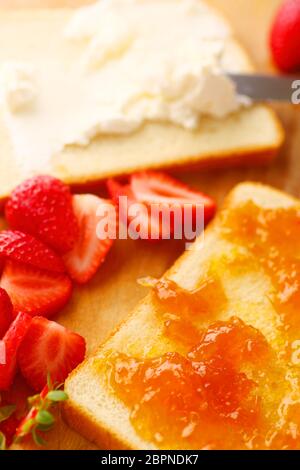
[108,317,270,449]
[141,276,227,348]
[106,202,300,449]
[220,201,300,339]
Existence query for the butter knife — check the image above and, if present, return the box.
[228,73,300,103]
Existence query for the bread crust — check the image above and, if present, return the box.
[0,9,284,201]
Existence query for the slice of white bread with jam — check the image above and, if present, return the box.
[0,7,283,201]
[64,182,300,450]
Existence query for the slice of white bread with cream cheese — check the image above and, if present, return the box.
[0,6,283,201]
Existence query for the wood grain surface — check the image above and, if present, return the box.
[3,0,300,450]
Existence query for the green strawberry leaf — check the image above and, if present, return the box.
[27,394,41,408]
[32,429,47,447]
[0,405,16,424]
[36,422,54,432]
[36,410,55,426]
[15,379,69,448]
[0,431,6,451]
[46,373,53,390]
[46,390,68,402]
[19,418,35,436]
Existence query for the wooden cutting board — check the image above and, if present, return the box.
[3,0,299,450]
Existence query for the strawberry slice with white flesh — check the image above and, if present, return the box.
[63,194,116,284]
[107,171,216,240]
[0,261,72,318]
[18,316,86,392]
[0,312,32,391]
[0,288,13,338]
[107,179,162,241]
[130,171,216,224]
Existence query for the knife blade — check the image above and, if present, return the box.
[228,73,300,102]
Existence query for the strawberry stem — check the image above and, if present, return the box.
[14,377,68,447]
[0,431,6,451]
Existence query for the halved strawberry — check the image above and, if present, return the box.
[0,261,72,318]
[0,288,13,338]
[130,171,216,224]
[0,230,65,274]
[18,317,86,391]
[107,179,162,240]
[63,194,115,284]
[0,312,32,391]
[107,172,216,240]
[5,175,79,254]
[0,411,19,447]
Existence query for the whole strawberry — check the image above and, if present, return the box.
[5,176,79,254]
[270,0,300,72]
[0,230,65,274]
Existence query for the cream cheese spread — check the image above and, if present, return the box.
[0,0,248,175]
[0,62,37,114]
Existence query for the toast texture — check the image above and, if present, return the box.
[64,182,300,450]
[0,7,284,201]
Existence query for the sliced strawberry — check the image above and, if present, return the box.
[0,230,65,274]
[0,412,19,447]
[107,179,133,226]
[0,288,13,338]
[130,171,216,224]
[18,317,86,391]
[107,179,159,240]
[63,194,115,284]
[0,261,72,318]
[0,312,32,391]
[107,179,130,207]
[0,398,19,448]
[5,175,79,254]
[107,172,216,240]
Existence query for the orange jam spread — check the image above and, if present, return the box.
[104,201,300,449]
[188,316,270,367]
[220,201,300,340]
[140,276,227,348]
[108,317,270,449]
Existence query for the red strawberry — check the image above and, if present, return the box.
[107,178,162,240]
[270,0,300,72]
[0,412,19,447]
[0,288,13,338]
[130,171,216,222]
[106,179,133,223]
[0,230,65,274]
[5,175,79,254]
[63,194,115,284]
[0,312,32,390]
[18,317,86,391]
[0,261,72,318]
[107,172,216,240]
[0,398,19,448]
